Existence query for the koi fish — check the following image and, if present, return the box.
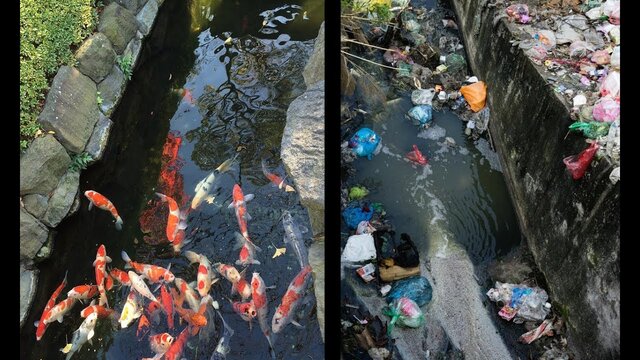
[191,155,237,209]
[282,210,309,269]
[252,272,274,349]
[84,190,123,230]
[121,250,175,284]
[93,244,113,307]
[405,144,428,166]
[35,271,67,340]
[234,232,261,266]
[164,326,191,360]
[119,290,143,328]
[227,184,254,241]
[184,251,218,297]
[231,299,256,330]
[272,265,313,333]
[109,268,131,287]
[160,284,174,330]
[67,285,99,302]
[261,159,295,192]
[127,271,159,303]
[137,314,150,338]
[211,310,234,360]
[144,333,174,360]
[216,263,251,299]
[215,263,241,284]
[146,300,163,325]
[174,277,201,312]
[80,300,114,319]
[155,193,188,246]
[174,296,211,335]
[232,277,252,301]
[43,297,77,325]
[60,312,98,360]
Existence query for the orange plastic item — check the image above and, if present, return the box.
[460,81,487,112]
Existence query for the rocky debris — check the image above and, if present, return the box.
[303,22,325,87]
[20,208,49,263]
[20,135,71,196]
[281,80,325,236]
[75,33,117,83]
[136,0,159,36]
[19,263,38,329]
[41,170,80,228]
[22,194,49,219]
[98,65,127,116]
[86,113,114,163]
[124,36,143,71]
[98,3,139,54]
[38,66,100,154]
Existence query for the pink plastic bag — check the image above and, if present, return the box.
[592,96,620,122]
[599,71,620,99]
[563,142,600,180]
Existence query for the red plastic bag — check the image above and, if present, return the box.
[563,142,599,180]
[405,144,428,166]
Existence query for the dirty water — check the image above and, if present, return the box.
[19,0,324,358]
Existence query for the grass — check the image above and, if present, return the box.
[20,0,100,150]
[117,54,133,80]
[69,152,93,172]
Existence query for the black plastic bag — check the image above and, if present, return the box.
[393,233,420,268]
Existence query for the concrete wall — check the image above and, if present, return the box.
[449,1,620,358]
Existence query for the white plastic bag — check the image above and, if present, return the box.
[341,234,376,262]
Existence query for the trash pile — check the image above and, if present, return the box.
[499,1,620,182]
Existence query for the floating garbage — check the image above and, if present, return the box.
[405,144,428,166]
[519,319,554,344]
[568,121,610,139]
[341,233,376,263]
[487,282,551,323]
[411,88,436,105]
[356,221,376,235]
[572,94,587,107]
[460,81,487,112]
[445,53,466,73]
[342,204,374,229]
[386,276,433,307]
[592,97,619,122]
[563,142,599,180]
[349,128,381,159]
[609,166,620,184]
[357,263,376,283]
[599,71,620,99]
[382,297,425,334]
[349,186,369,200]
[505,4,530,24]
[408,105,433,126]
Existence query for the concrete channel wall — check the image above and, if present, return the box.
[449,1,620,358]
[19,0,166,329]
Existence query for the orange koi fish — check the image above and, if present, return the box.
[84,190,123,230]
[121,250,174,284]
[35,271,67,340]
[43,297,77,325]
[80,300,114,319]
[234,232,261,266]
[160,284,174,330]
[231,299,256,330]
[109,268,131,287]
[164,326,191,360]
[252,272,274,349]
[272,265,313,333]
[67,285,99,302]
[137,314,150,338]
[174,277,201,312]
[227,184,254,241]
[261,159,295,192]
[155,192,188,251]
[144,333,174,359]
[93,244,113,307]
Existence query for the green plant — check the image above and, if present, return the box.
[69,152,93,172]
[96,91,103,106]
[117,54,133,80]
[20,0,98,149]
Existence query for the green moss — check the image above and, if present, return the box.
[20,0,99,149]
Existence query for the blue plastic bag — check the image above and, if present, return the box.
[349,128,381,160]
[408,105,433,125]
[510,287,533,308]
[342,205,374,229]
[386,276,433,307]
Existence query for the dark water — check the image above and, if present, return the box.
[20,0,324,358]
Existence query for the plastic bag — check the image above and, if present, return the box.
[460,81,487,112]
[535,30,556,50]
[349,186,369,200]
[610,46,620,69]
[445,53,466,73]
[405,144,428,165]
[590,50,610,65]
[411,89,436,105]
[386,276,433,307]
[603,0,620,25]
[342,205,374,229]
[599,71,620,99]
[356,221,376,235]
[525,45,547,61]
[568,121,611,139]
[349,128,381,159]
[592,97,619,122]
[563,142,600,180]
[569,41,595,58]
[382,297,425,334]
[393,233,420,268]
[505,4,530,23]
[408,105,433,125]
[341,233,376,263]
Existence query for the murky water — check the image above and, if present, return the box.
[20,0,324,358]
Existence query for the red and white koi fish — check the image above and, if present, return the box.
[93,244,113,307]
[233,277,252,301]
[405,144,428,166]
[160,284,175,330]
[272,265,313,333]
[261,159,295,192]
[216,263,251,299]
[231,299,256,330]
[35,271,67,340]
[121,250,175,284]
[164,326,191,360]
[137,314,150,338]
[227,184,254,241]
[155,192,188,248]
[119,290,143,329]
[43,297,77,325]
[234,232,261,266]
[174,277,201,312]
[109,268,131,287]
[80,300,114,319]
[67,285,99,302]
[127,271,159,303]
[215,263,241,284]
[191,155,238,209]
[84,190,123,230]
[252,272,274,349]
[143,333,174,360]
[184,251,218,297]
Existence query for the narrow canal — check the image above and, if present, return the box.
[20,0,325,358]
